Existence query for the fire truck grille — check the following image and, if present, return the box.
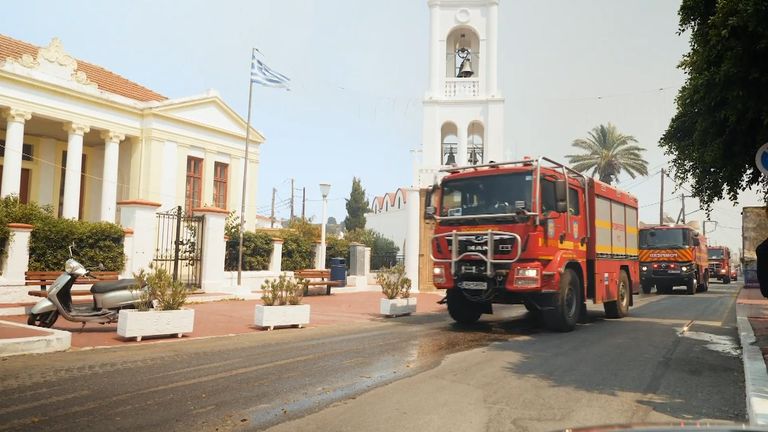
[447,236,517,255]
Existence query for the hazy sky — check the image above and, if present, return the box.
[2,0,761,254]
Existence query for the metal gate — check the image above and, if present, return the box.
[153,206,204,289]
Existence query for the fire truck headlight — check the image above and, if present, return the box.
[641,266,648,272]
[681,266,688,272]
[433,266,446,284]
[721,269,727,274]
[516,268,539,278]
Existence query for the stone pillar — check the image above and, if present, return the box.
[193,207,228,292]
[314,241,323,269]
[117,200,161,275]
[1,109,31,198]
[405,188,420,292]
[62,122,90,219]
[100,131,125,222]
[349,243,366,276]
[121,228,134,279]
[1,223,33,284]
[269,238,283,273]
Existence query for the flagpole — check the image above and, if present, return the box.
[237,47,256,287]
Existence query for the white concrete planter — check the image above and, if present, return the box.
[380,297,417,317]
[254,304,310,330]
[117,309,195,341]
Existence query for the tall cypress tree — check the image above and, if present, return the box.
[344,177,369,232]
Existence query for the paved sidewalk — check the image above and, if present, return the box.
[0,291,445,352]
[736,286,768,425]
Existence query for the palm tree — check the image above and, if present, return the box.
[566,123,649,185]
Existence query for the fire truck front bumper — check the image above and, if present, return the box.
[640,262,695,285]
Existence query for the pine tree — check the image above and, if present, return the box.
[344,177,369,232]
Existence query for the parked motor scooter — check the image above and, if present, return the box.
[27,258,146,328]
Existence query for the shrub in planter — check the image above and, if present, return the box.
[117,267,194,341]
[255,273,310,330]
[377,264,416,317]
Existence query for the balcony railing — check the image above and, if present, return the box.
[444,78,480,98]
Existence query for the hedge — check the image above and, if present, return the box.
[225,231,274,271]
[0,196,125,272]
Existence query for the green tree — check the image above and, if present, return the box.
[566,123,649,185]
[660,0,768,211]
[344,177,369,232]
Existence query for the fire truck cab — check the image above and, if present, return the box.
[707,246,732,284]
[428,158,640,332]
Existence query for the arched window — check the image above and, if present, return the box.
[445,27,480,79]
[467,121,484,165]
[441,122,458,165]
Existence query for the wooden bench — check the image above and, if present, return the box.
[295,269,342,296]
[26,271,120,297]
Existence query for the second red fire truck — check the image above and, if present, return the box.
[428,157,640,332]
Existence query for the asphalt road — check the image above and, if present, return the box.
[0,283,745,432]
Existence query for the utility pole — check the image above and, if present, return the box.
[301,187,306,220]
[659,168,665,224]
[270,187,276,228]
[681,194,686,224]
[290,178,295,221]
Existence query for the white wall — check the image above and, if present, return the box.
[366,209,409,253]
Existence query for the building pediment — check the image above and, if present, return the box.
[151,95,265,142]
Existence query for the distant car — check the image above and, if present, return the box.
[731,269,738,281]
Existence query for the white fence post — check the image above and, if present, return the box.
[269,238,283,274]
[1,223,33,284]
[121,228,134,279]
[117,200,161,275]
[193,207,228,293]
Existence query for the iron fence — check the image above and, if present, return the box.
[153,206,204,289]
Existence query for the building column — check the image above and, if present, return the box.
[457,123,468,166]
[487,1,499,97]
[1,109,32,198]
[100,131,124,222]
[62,122,90,219]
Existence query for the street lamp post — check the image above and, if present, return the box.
[319,183,331,269]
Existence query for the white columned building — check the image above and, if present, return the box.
[417,0,505,188]
[61,122,89,219]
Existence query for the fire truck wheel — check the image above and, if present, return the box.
[723,276,731,284]
[686,276,697,295]
[604,271,630,319]
[697,274,709,292]
[447,289,483,325]
[641,283,653,294]
[543,268,581,332]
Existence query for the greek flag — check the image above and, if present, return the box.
[250,50,290,89]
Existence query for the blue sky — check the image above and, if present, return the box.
[2,0,761,254]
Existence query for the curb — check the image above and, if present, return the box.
[737,308,768,425]
[0,320,71,357]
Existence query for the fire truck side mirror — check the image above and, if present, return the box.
[424,188,436,219]
[555,179,568,213]
[693,237,701,247]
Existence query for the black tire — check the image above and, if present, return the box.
[697,272,709,292]
[543,268,581,332]
[447,288,483,325]
[686,276,696,295]
[641,282,652,294]
[605,270,630,319]
[27,311,59,328]
[724,276,731,284]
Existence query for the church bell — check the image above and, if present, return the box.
[456,47,474,78]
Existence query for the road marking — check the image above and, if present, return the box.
[623,317,722,327]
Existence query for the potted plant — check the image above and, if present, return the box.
[254,274,309,330]
[377,264,416,317]
[117,267,195,341]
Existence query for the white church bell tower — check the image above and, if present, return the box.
[417,0,505,187]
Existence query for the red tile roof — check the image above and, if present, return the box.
[0,34,167,102]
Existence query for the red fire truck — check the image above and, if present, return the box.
[707,246,732,284]
[427,158,640,332]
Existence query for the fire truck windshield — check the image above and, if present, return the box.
[708,249,725,259]
[440,173,532,219]
[639,228,688,249]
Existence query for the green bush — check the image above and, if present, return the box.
[0,196,53,262]
[225,231,274,271]
[29,219,125,271]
